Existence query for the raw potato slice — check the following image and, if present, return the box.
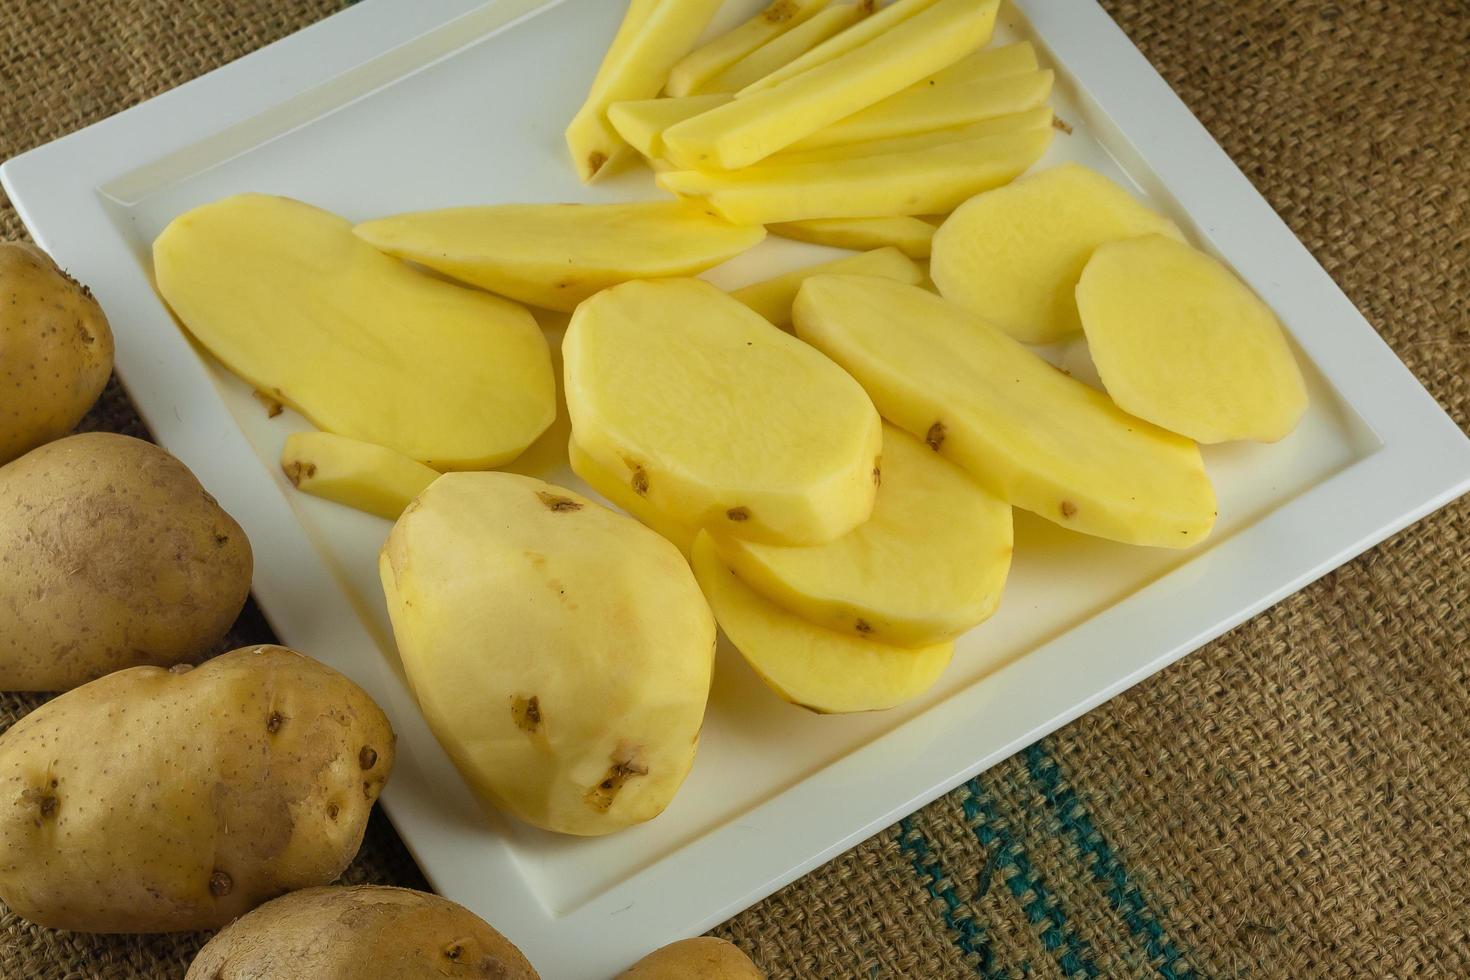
[658,128,1052,225]
[662,0,998,170]
[280,431,439,521]
[731,247,924,328]
[780,70,1054,153]
[794,275,1216,548]
[702,2,870,94]
[154,194,554,469]
[741,0,942,94]
[770,216,938,258]
[691,533,953,713]
[354,201,765,313]
[931,163,1185,344]
[713,425,1012,646]
[666,0,830,97]
[566,0,726,182]
[1077,234,1308,443]
[380,473,715,836]
[609,94,731,158]
[563,278,881,545]
[923,40,1039,86]
[570,437,697,557]
[770,106,1053,166]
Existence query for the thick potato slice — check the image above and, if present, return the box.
[931,163,1184,344]
[380,473,714,836]
[617,937,764,979]
[769,105,1053,166]
[658,128,1052,225]
[666,0,829,97]
[794,275,1217,548]
[609,94,731,158]
[281,431,439,521]
[570,437,697,557]
[770,216,938,258]
[564,278,881,545]
[702,2,869,94]
[741,0,941,94]
[354,201,764,313]
[662,0,998,169]
[781,70,1053,153]
[714,424,1011,646]
[731,247,924,328]
[692,533,952,713]
[1077,235,1308,443]
[154,194,553,469]
[924,40,1039,86]
[566,0,726,181]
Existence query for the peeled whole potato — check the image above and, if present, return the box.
[617,937,765,979]
[185,885,538,980]
[0,645,394,932]
[0,432,253,691]
[380,472,715,836]
[0,242,114,465]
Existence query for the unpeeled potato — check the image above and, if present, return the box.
[618,937,764,979]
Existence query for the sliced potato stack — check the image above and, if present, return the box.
[730,246,924,327]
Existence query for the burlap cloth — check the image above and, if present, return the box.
[1,0,1465,976]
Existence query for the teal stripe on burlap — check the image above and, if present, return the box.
[1024,743,1199,980]
[962,777,1101,978]
[898,816,1001,978]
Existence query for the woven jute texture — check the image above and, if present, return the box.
[1,1,1466,977]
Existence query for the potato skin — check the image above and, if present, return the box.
[186,885,539,979]
[0,432,253,690]
[617,937,765,979]
[0,645,394,932]
[0,242,114,464]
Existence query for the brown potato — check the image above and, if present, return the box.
[617,937,765,979]
[0,242,114,464]
[0,645,394,932]
[0,432,252,690]
[186,885,539,979]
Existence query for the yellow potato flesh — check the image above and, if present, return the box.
[794,275,1217,548]
[566,0,726,181]
[691,533,953,713]
[781,70,1053,153]
[666,0,830,97]
[380,473,715,836]
[931,162,1185,344]
[354,201,764,313]
[608,94,731,159]
[657,128,1052,225]
[569,437,696,558]
[153,194,554,469]
[662,0,998,170]
[563,278,881,546]
[280,431,439,521]
[702,3,869,94]
[1077,234,1308,443]
[923,41,1039,86]
[730,247,924,328]
[740,0,941,94]
[714,424,1012,646]
[770,216,938,258]
[769,106,1052,166]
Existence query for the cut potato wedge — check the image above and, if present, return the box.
[740,0,941,94]
[280,431,438,521]
[713,424,1011,646]
[666,0,829,97]
[662,0,998,170]
[731,247,924,328]
[691,533,953,713]
[1077,234,1308,443]
[794,275,1216,548]
[931,163,1184,344]
[770,216,938,258]
[770,106,1053,166]
[569,437,697,558]
[658,128,1052,225]
[923,40,1039,86]
[354,201,764,313]
[782,70,1053,153]
[609,94,731,159]
[564,278,881,546]
[702,2,869,94]
[565,0,726,182]
[154,194,554,469]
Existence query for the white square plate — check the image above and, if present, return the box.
[6,1,1468,975]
